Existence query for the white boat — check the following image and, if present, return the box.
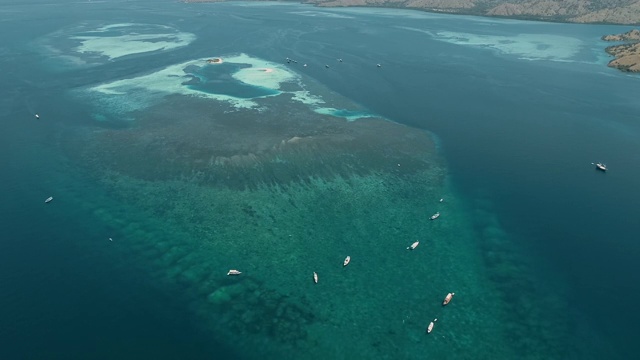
[35,114,40,119]
[227,269,242,276]
[595,163,607,172]
[430,212,440,220]
[376,64,382,67]
[44,196,53,203]
[442,292,455,306]
[427,318,437,333]
[313,272,318,284]
[439,198,444,202]
[407,241,419,250]
[343,256,351,267]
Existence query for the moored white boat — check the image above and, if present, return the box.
[407,241,419,250]
[343,256,351,267]
[442,292,455,306]
[427,318,437,333]
[313,272,318,284]
[45,196,53,203]
[35,114,40,119]
[227,269,241,276]
[430,212,440,220]
[595,163,607,171]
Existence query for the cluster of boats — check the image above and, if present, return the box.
[424,292,456,334]
[226,203,452,334]
[283,56,382,70]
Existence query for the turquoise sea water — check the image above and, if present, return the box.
[2,1,640,359]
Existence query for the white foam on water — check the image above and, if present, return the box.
[37,23,196,67]
[437,31,582,61]
[229,2,302,7]
[331,6,545,24]
[93,23,154,32]
[72,32,196,60]
[314,107,376,122]
[403,27,582,62]
[331,7,446,20]
[288,11,355,19]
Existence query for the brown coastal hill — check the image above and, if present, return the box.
[603,29,640,72]
[603,28,640,41]
[184,0,640,24]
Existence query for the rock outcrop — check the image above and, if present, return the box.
[603,29,640,72]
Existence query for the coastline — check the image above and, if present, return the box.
[182,0,640,26]
[602,29,640,72]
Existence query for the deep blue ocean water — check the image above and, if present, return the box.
[1,1,640,359]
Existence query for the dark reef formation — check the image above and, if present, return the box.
[65,94,440,190]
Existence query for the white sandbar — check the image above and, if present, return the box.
[73,32,196,60]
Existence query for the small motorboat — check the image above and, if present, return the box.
[108,238,113,241]
[313,272,318,284]
[442,292,455,306]
[338,58,343,62]
[343,256,351,267]
[35,114,40,119]
[407,241,419,250]
[439,198,444,202]
[227,269,242,276]
[325,64,330,69]
[427,318,437,333]
[376,64,382,67]
[303,64,307,67]
[44,196,53,203]
[595,163,607,172]
[430,212,440,220]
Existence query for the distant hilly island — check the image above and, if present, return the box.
[185,0,640,25]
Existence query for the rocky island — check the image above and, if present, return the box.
[603,29,640,72]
